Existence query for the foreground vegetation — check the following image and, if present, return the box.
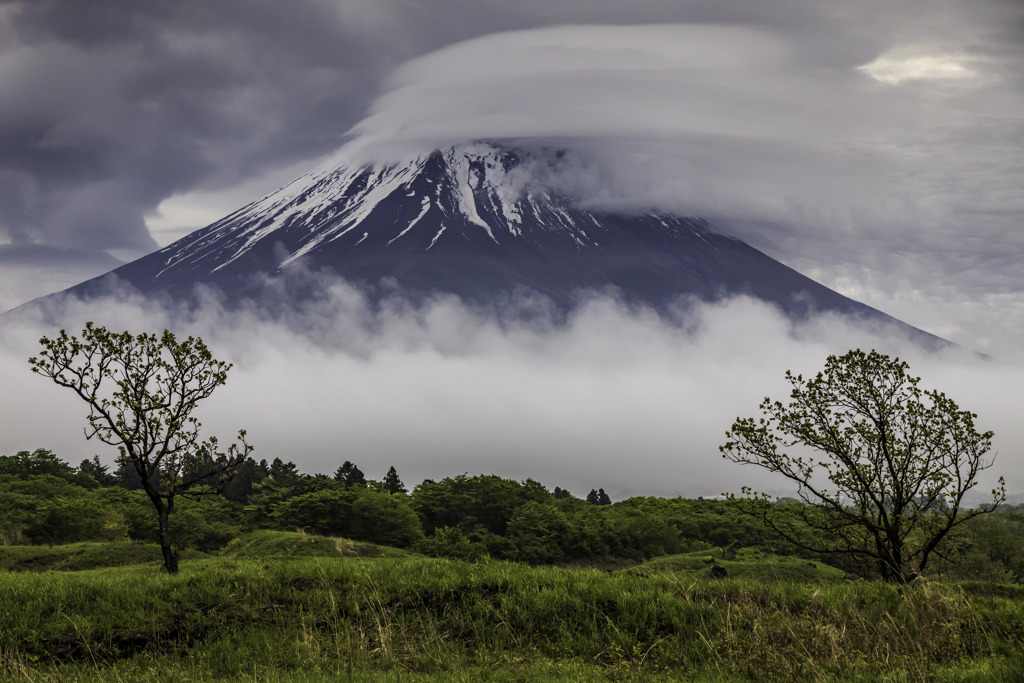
[1,533,1023,681]
[4,449,1024,680]
[4,449,1023,583]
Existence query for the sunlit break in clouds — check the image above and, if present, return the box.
[859,49,980,84]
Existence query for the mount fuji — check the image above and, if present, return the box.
[51,142,938,342]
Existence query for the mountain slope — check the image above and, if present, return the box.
[59,142,937,340]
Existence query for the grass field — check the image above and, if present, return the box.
[2,532,1023,681]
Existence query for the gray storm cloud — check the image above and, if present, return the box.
[0,286,1018,500]
[1,0,1022,356]
[1,1,1022,498]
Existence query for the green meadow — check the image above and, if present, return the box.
[2,531,1023,682]
[3,450,1024,680]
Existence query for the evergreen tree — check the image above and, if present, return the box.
[597,488,612,506]
[268,458,302,487]
[586,489,600,505]
[220,458,267,503]
[115,458,146,490]
[553,486,572,500]
[382,465,406,494]
[77,455,117,486]
[334,460,366,488]
[0,449,74,477]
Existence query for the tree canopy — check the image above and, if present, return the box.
[721,348,1005,582]
[30,323,253,573]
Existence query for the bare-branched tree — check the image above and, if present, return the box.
[720,349,1005,583]
[30,322,254,574]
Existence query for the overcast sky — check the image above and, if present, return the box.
[1,0,1022,496]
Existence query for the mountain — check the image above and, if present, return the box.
[55,142,938,340]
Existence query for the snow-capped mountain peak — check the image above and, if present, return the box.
[55,141,944,346]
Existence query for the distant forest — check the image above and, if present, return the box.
[2,448,1022,581]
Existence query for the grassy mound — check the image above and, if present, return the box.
[222,530,420,560]
[0,541,207,572]
[633,548,849,583]
[0,531,417,574]
[221,530,342,559]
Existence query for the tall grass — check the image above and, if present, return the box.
[1,555,1022,681]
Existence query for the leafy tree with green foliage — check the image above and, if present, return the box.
[29,493,127,545]
[555,504,612,560]
[0,449,75,478]
[29,322,254,574]
[382,465,406,494]
[721,349,1005,583]
[607,507,682,559]
[348,490,423,547]
[953,511,1024,583]
[415,525,489,560]
[411,474,550,536]
[0,449,101,489]
[507,501,569,563]
[121,491,242,551]
[270,486,356,537]
[243,467,330,528]
[113,458,146,490]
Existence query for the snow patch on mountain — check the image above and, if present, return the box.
[150,140,698,279]
[389,196,433,246]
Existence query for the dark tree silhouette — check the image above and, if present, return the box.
[77,455,117,486]
[721,349,1005,583]
[382,465,406,494]
[220,458,267,503]
[597,488,612,506]
[30,323,253,574]
[0,448,74,477]
[268,458,302,487]
[334,460,366,488]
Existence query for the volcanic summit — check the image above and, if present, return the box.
[55,142,933,341]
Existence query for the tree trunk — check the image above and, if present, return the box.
[156,500,179,574]
[890,540,904,583]
[138,463,179,574]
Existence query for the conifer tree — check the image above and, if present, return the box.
[334,460,366,488]
[382,465,406,494]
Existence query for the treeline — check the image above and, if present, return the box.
[2,448,1023,579]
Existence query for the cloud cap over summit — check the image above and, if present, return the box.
[1,0,1022,354]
